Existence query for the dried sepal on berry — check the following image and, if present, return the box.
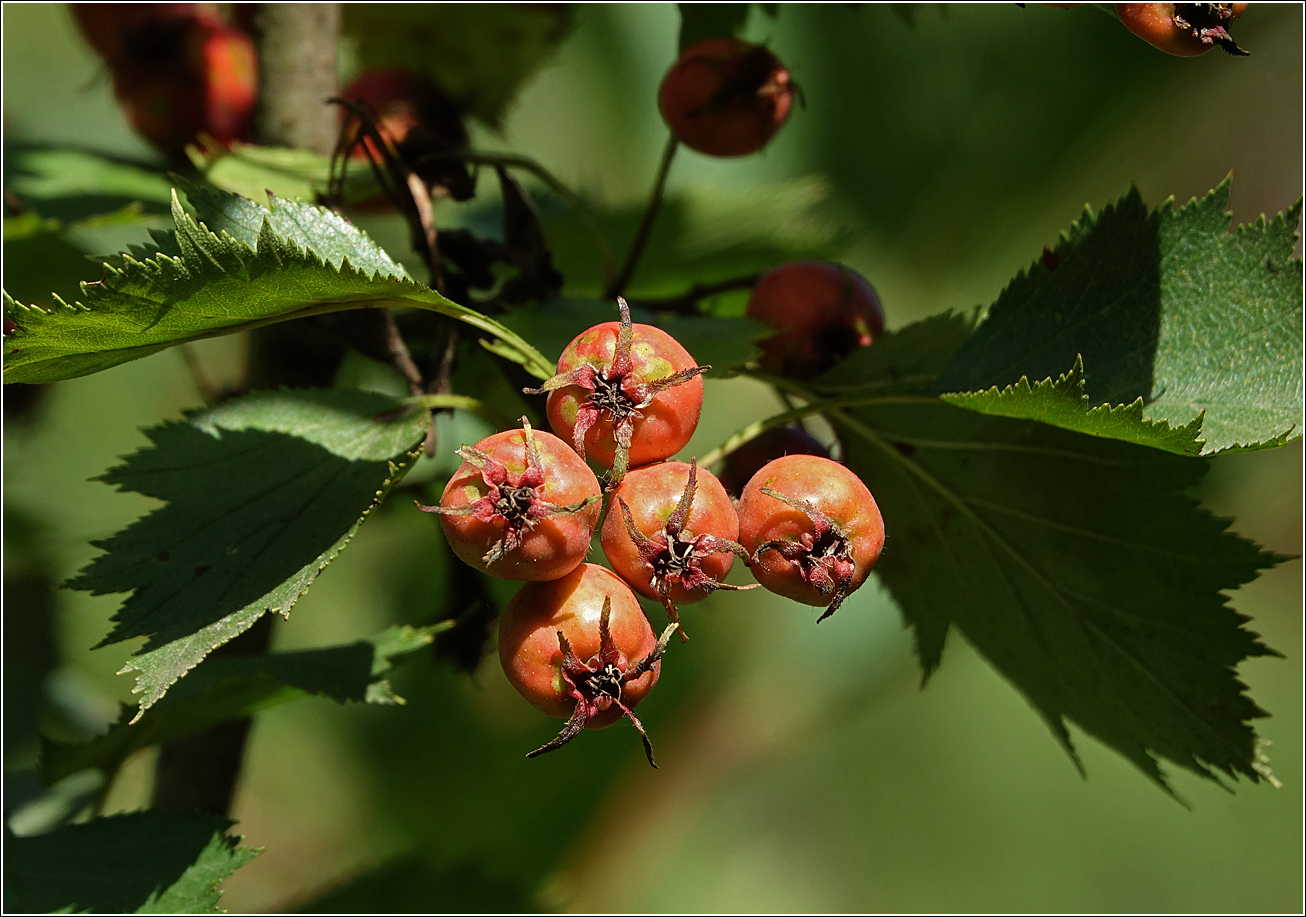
[527,598,680,768]
[525,297,710,485]
[417,417,600,573]
[750,486,858,622]
[1116,3,1249,57]
[610,459,754,638]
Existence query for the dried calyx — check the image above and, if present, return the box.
[752,486,856,622]
[416,418,599,565]
[525,297,709,484]
[528,599,680,768]
[616,459,754,636]
[1172,3,1248,56]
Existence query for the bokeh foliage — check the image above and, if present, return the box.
[3,3,1301,913]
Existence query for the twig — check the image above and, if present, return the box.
[628,273,762,315]
[381,310,425,397]
[605,134,680,300]
[178,343,221,403]
[411,149,617,289]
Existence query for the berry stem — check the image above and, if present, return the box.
[410,150,618,289]
[627,272,763,315]
[606,134,680,299]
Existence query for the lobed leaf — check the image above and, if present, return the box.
[38,625,446,786]
[67,389,429,719]
[833,397,1285,794]
[3,810,257,914]
[3,180,554,384]
[933,178,1303,454]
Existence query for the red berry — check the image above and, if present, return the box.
[418,419,602,582]
[1115,3,1249,56]
[658,37,794,158]
[498,563,679,765]
[339,67,432,161]
[746,261,885,378]
[601,459,752,633]
[71,3,213,65]
[737,455,885,621]
[526,298,709,484]
[109,16,257,158]
[716,425,831,498]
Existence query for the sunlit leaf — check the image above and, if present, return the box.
[3,181,554,383]
[934,179,1303,453]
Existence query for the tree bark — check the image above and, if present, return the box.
[253,3,341,155]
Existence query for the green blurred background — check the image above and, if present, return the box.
[3,3,1301,911]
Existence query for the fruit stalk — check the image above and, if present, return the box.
[605,135,680,299]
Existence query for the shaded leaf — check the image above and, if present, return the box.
[678,3,752,51]
[808,309,981,396]
[4,145,173,224]
[941,355,1207,456]
[68,389,428,718]
[187,141,380,205]
[3,181,554,384]
[341,4,574,128]
[3,811,256,914]
[3,506,59,754]
[295,856,537,914]
[933,179,1303,453]
[39,625,445,786]
[833,396,1284,793]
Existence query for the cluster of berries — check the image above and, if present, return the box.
[73,3,257,160]
[418,297,886,767]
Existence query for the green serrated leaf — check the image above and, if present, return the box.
[341,4,573,128]
[4,811,257,914]
[832,397,1284,794]
[3,182,554,384]
[933,178,1304,454]
[678,3,752,50]
[38,624,445,786]
[67,389,428,718]
[941,355,1207,455]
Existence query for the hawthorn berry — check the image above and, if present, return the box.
[1115,3,1249,56]
[339,67,428,160]
[72,3,212,65]
[526,297,709,484]
[102,14,257,158]
[737,455,885,621]
[418,419,601,581]
[658,37,795,157]
[746,261,885,378]
[601,459,753,633]
[498,563,679,766]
